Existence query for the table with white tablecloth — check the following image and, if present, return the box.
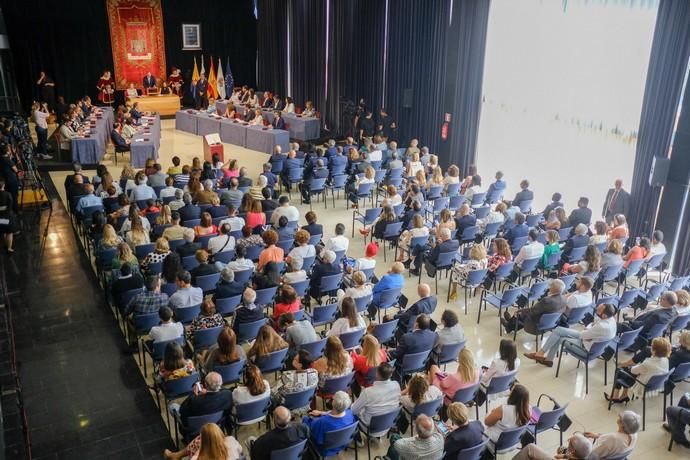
[175,110,199,134]
[245,125,290,154]
[130,115,161,168]
[70,107,115,164]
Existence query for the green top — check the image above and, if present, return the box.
[541,242,561,268]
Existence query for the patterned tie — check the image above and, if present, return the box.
[608,189,620,213]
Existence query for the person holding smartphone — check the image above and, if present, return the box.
[441,403,484,460]
[31,102,52,160]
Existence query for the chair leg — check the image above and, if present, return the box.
[642,394,646,431]
[555,343,564,378]
[585,360,589,395]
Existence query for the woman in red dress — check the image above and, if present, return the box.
[97,70,115,105]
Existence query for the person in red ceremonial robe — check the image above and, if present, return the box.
[168,67,184,98]
[97,70,115,105]
[103,83,115,106]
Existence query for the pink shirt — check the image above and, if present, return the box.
[433,369,480,404]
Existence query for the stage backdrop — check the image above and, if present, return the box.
[106,0,167,89]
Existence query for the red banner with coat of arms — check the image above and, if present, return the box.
[106,0,167,90]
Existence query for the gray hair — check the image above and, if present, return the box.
[575,223,588,236]
[290,255,304,270]
[175,188,184,199]
[273,406,291,428]
[322,250,336,264]
[328,139,336,147]
[243,288,257,304]
[569,433,592,459]
[661,290,678,307]
[204,179,213,190]
[221,267,235,282]
[257,175,268,187]
[439,227,451,240]
[316,159,324,168]
[415,414,434,438]
[183,192,192,205]
[421,146,429,154]
[183,228,195,243]
[620,410,641,434]
[331,391,351,413]
[549,279,565,294]
[204,372,223,392]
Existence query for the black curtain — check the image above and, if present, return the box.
[289,0,326,120]
[325,0,387,135]
[385,0,451,151]
[163,0,257,107]
[628,0,690,240]
[2,0,113,110]
[257,0,287,97]
[439,0,491,172]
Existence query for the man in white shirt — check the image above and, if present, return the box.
[525,303,617,366]
[226,246,255,272]
[208,224,235,255]
[564,276,594,316]
[149,306,184,342]
[219,206,245,232]
[367,145,382,162]
[646,229,667,260]
[33,103,53,159]
[130,172,156,202]
[513,229,545,267]
[168,189,185,211]
[168,271,203,310]
[324,223,349,254]
[270,196,300,226]
[351,363,400,435]
[159,177,178,199]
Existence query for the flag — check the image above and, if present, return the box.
[225,57,234,99]
[216,57,226,100]
[190,56,199,98]
[208,56,217,99]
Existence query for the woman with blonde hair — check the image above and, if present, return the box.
[348,165,375,208]
[96,171,122,197]
[247,324,288,362]
[398,214,429,263]
[428,166,444,189]
[155,204,172,226]
[444,165,460,186]
[125,215,150,247]
[449,244,488,301]
[426,155,440,176]
[312,335,354,387]
[406,151,423,177]
[99,224,122,249]
[141,237,170,270]
[540,229,561,270]
[112,242,139,270]
[429,348,480,405]
[415,169,427,189]
[120,164,136,192]
[433,208,456,236]
[350,334,387,393]
[163,421,243,460]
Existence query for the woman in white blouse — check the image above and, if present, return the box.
[245,89,258,107]
[480,339,520,398]
[328,297,366,336]
[249,108,263,126]
[232,364,270,409]
[337,271,373,306]
[398,214,429,262]
[463,175,483,202]
[484,384,531,443]
[406,152,424,178]
[400,373,443,412]
[284,96,295,114]
[606,337,671,404]
[287,229,316,262]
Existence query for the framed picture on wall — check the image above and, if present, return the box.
[182,24,201,50]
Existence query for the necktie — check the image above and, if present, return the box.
[608,189,619,213]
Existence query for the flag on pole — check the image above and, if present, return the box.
[208,56,217,99]
[200,55,206,76]
[225,57,234,99]
[190,56,199,98]
[216,57,226,100]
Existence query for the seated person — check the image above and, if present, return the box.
[247,324,288,363]
[327,297,366,337]
[168,271,203,311]
[169,371,232,427]
[513,433,592,460]
[411,227,459,276]
[308,250,342,302]
[351,363,400,435]
[442,403,485,460]
[232,288,266,336]
[389,314,438,360]
[429,348,480,405]
[189,249,220,285]
[249,406,310,460]
[188,299,225,337]
[666,396,690,448]
[233,364,271,406]
[213,267,245,300]
[606,337,671,404]
[616,290,677,352]
[302,391,356,457]
[484,384,531,443]
[502,279,567,333]
[584,410,641,458]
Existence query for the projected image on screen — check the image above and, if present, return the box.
[477,0,658,215]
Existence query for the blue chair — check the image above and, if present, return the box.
[665,362,690,409]
[354,293,373,314]
[525,214,541,228]
[470,192,487,208]
[168,239,186,251]
[484,222,503,241]
[610,368,673,430]
[371,287,402,321]
[302,255,316,272]
[156,373,199,430]
[234,268,254,285]
[134,243,155,260]
[352,207,382,238]
[282,386,317,415]
[309,421,359,459]
[237,318,267,343]
[256,347,289,374]
[284,167,305,195]
[481,370,518,413]
[448,194,465,211]
[402,235,429,262]
[516,257,540,284]
[334,249,346,265]
[641,252,666,285]
[458,268,489,314]
[474,205,490,219]
[183,218,201,229]
[213,250,236,264]
[216,295,242,317]
[360,267,375,282]
[175,304,201,324]
[520,280,550,305]
[456,439,488,460]
[329,174,349,205]
[597,263,625,296]
[491,262,516,289]
[381,221,404,262]
[308,234,322,246]
[174,410,224,445]
[195,273,221,294]
[277,239,295,253]
[611,326,643,368]
[556,339,612,394]
[299,337,327,358]
[566,303,592,326]
[396,349,431,381]
[132,313,160,365]
[487,424,529,458]
[516,200,533,214]
[567,245,587,263]
[182,255,199,271]
[318,373,354,408]
[304,177,328,210]
[161,282,178,297]
[516,311,562,348]
[486,188,504,204]
[230,396,272,437]
[213,359,246,386]
[446,183,461,197]
[255,286,279,307]
[559,274,578,291]
[349,182,374,209]
[338,328,365,350]
[372,319,398,345]
[289,279,310,298]
[449,382,481,419]
[246,245,263,262]
[435,341,466,370]
[529,395,569,445]
[510,236,528,254]
[427,185,444,200]
[318,273,343,303]
[358,407,401,460]
[459,225,480,245]
[668,314,690,338]
[478,286,522,328]
[424,251,456,295]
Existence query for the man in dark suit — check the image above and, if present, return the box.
[560,223,589,263]
[174,372,232,426]
[143,72,156,90]
[64,163,89,191]
[454,204,477,238]
[250,406,310,460]
[272,95,286,111]
[178,193,201,222]
[504,212,529,246]
[300,159,329,203]
[213,267,246,301]
[176,228,202,258]
[238,167,253,187]
[502,279,567,334]
[568,197,593,229]
[411,227,459,276]
[111,263,144,310]
[67,174,89,200]
[262,92,274,108]
[512,179,534,205]
[617,290,676,352]
[388,284,437,337]
[269,146,285,174]
[111,123,130,152]
[281,150,302,190]
[541,193,564,219]
[233,288,266,336]
[602,179,632,224]
[328,148,348,178]
[272,111,286,130]
[389,314,438,359]
[197,73,209,110]
[261,187,280,211]
[302,211,323,238]
[308,250,342,302]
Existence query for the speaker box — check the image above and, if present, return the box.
[649,156,671,187]
[402,89,413,108]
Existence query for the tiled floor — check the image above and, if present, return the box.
[33,120,689,459]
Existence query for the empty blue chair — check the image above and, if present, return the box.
[517,311,562,348]
[329,174,348,205]
[478,286,522,327]
[529,396,570,445]
[670,275,690,291]
[372,319,398,344]
[289,279,310,297]
[338,328,365,350]
[435,341,466,370]
[214,250,236,264]
[195,273,221,293]
[318,273,343,302]
[459,225,480,244]
[458,268,489,315]
[334,249,346,265]
[449,382,481,419]
[234,268,254,285]
[237,318,267,343]
[556,339,612,394]
[182,255,199,271]
[246,245,263,262]
[213,359,246,386]
[215,295,242,317]
[256,348,289,374]
[491,261,516,288]
[299,337,327,358]
[470,192,487,207]
[175,304,201,324]
[487,424,529,458]
[425,251,456,294]
[358,407,401,460]
[282,388,317,416]
[516,257,540,284]
[255,286,278,306]
[230,396,272,437]
[308,303,338,328]
[484,221,502,241]
[520,279,550,305]
[396,350,431,381]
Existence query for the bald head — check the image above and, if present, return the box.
[85,183,95,194]
[74,174,84,184]
[273,406,291,428]
[415,414,434,438]
[417,284,431,298]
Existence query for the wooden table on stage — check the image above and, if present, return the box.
[126,94,181,116]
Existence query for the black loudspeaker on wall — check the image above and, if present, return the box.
[649,156,671,187]
[402,88,413,108]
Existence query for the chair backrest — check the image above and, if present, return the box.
[213,250,236,264]
[670,314,690,332]
[493,262,515,280]
[193,326,224,348]
[338,328,365,350]
[320,372,354,394]
[375,287,402,308]
[182,255,199,271]
[163,373,199,399]
[152,336,185,360]
[256,347,289,373]
[451,381,480,405]
[331,174,348,188]
[133,312,160,334]
[486,370,517,395]
[527,280,550,302]
[135,243,156,260]
[175,304,201,324]
[645,253,665,270]
[646,322,669,340]
[372,319,398,344]
[354,293,373,313]
[357,182,373,196]
[307,234,322,246]
[237,318,267,343]
[401,350,431,374]
[412,398,443,419]
[466,268,489,286]
[494,425,528,453]
[288,167,305,181]
[616,327,643,350]
[213,359,246,385]
[119,287,144,308]
[234,396,271,424]
[246,245,263,262]
[534,403,569,434]
[276,239,294,253]
[498,287,522,307]
[437,341,466,365]
[367,407,401,434]
[299,338,327,357]
[456,439,488,460]
[559,274,577,290]
[671,362,690,382]
[645,369,674,392]
[289,279,310,297]
[460,225,479,241]
[602,263,624,281]
[383,221,404,238]
[320,273,344,292]
[321,421,359,457]
[234,268,254,284]
[364,207,383,223]
[511,236,529,253]
[161,282,178,297]
[195,273,221,292]
[625,258,645,276]
[184,411,224,437]
[566,304,592,326]
[537,312,563,333]
[436,251,456,270]
[670,275,690,291]
[470,192,487,207]
[519,257,540,274]
[255,286,278,306]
